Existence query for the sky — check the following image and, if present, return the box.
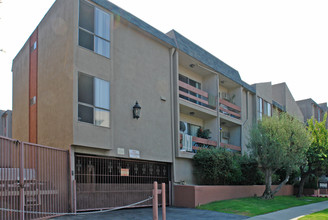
[0,0,327,111]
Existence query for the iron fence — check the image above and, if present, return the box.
[0,136,70,220]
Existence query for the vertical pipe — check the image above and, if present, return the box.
[19,142,25,220]
[152,181,158,220]
[162,183,166,220]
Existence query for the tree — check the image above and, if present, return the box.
[297,113,328,197]
[248,112,310,199]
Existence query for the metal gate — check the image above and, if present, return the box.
[0,136,70,220]
[75,154,170,211]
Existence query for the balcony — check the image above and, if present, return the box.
[220,143,241,152]
[180,133,217,152]
[179,80,216,111]
[219,98,241,120]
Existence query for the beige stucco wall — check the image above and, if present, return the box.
[179,66,203,84]
[37,0,75,149]
[254,82,273,104]
[12,42,30,142]
[272,83,304,121]
[174,158,196,184]
[242,91,256,153]
[72,8,174,162]
[180,113,203,127]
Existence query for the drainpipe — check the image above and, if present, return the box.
[242,90,249,154]
[169,47,177,206]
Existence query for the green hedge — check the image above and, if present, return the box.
[193,148,263,185]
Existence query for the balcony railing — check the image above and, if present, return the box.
[219,98,241,120]
[179,81,216,110]
[180,133,217,152]
[220,143,241,152]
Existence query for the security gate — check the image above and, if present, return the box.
[75,154,170,211]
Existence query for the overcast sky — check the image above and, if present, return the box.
[0,0,327,110]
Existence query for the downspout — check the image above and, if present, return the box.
[242,90,249,154]
[169,47,177,206]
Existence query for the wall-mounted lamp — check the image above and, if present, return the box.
[189,64,195,68]
[133,101,141,119]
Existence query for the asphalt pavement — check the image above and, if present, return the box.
[53,207,249,220]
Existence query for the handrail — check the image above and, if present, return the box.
[220,143,241,151]
[219,98,241,112]
[179,81,208,98]
[180,134,217,151]
[179,90,209,105]
[219,107,241,118]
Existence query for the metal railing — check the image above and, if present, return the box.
[219,98,241,119]
[180,134,217,152]
[178,81,216,110]
[0,136,70,220]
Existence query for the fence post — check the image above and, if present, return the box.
[73,180,77,214]
[19,142,25,220]
[162,183,166,220]
[152,181,158,220]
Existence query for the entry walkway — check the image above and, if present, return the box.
[248,200,328,220]
[54,207,248,220]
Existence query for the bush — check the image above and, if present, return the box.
[193,148,263,185]
[193,148,240,185]
[236,155,264,185]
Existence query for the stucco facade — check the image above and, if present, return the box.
[11,0,326,199]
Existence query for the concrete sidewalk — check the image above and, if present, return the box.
[248,200,328,220]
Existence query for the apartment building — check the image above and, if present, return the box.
[0,110,12,138]
[297,99,328,128]
[11,0,326,209]
[12,0,177,209]
[253,82,304,121]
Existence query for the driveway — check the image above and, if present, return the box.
[53,207,249,220]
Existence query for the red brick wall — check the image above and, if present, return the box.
[174,185,294,208]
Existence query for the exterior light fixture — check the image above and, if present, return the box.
[133,101,141,119]
[189,64,195,68]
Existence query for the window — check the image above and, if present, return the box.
[257,97,263,120]
[257,97,272,120]
[79,0,110,58]
[78,73,110,127]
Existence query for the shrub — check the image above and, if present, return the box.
[193,148,264,185]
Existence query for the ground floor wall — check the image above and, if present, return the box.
[174,158,196,185]
[174,185,294,208]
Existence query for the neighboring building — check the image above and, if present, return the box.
[297,99,328,128]
[0,110,12,138]
[252,82,303,121]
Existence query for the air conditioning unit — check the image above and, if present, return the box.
[222,131,230,139]
[179,121,188,134]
